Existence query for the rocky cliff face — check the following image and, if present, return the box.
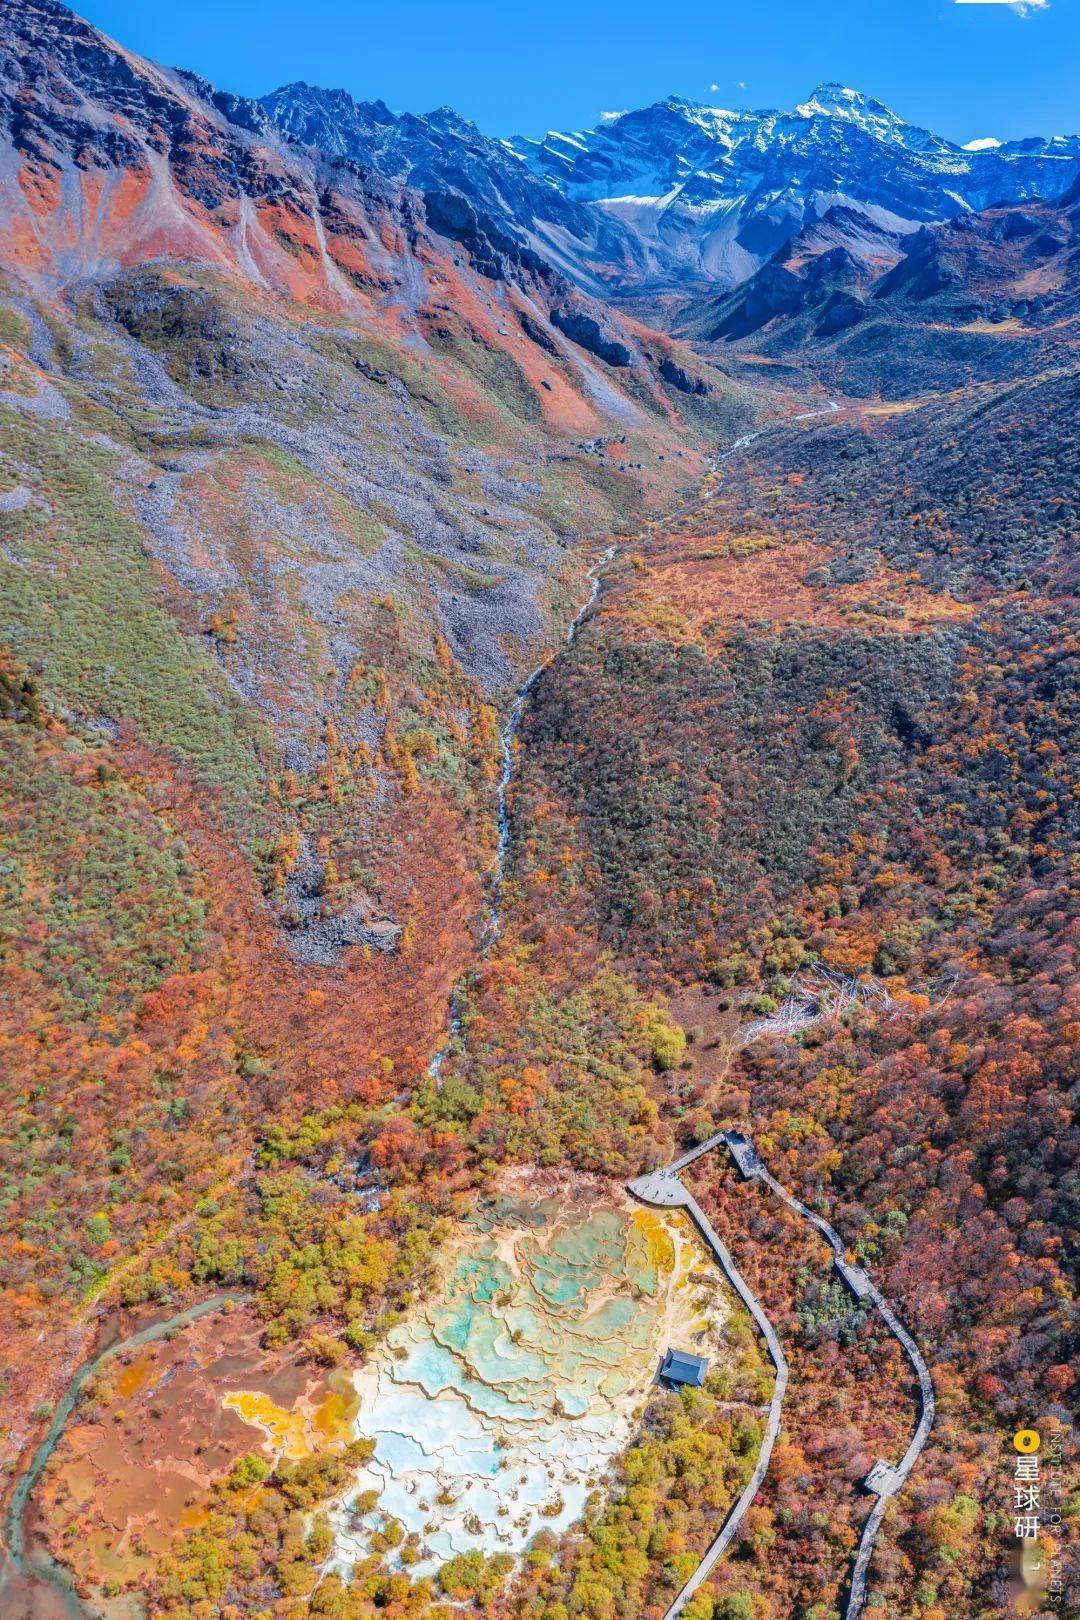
[0,0,671,398]
[260,78,1080,299]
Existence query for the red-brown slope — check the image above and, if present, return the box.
[0,0,727,436]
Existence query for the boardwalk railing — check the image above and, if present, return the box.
[627,1165,788,1620]
[732,1139,936,1618]
[628,1132,934,1620]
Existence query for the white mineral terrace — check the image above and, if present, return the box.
[332,1184,721,1576]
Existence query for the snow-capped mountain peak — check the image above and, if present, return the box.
[795,83,900,125]
[259,80,1080,296]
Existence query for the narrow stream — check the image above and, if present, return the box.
[0,1292,242,1619]
[427,400,841,1084]
[427,542,616,1080]
[715,397,839,465]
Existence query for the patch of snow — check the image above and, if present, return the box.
[808,191,924,235]
[795,84,900,128]
[963,137,1002,151]
[594,190,677,207]
[545,130,589,151]
[685,105,737,137]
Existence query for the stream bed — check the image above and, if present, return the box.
[0,1293,241,1620]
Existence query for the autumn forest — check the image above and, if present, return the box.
[0,3,1077,1619]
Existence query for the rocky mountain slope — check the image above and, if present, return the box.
[1,0,695,387]
[0,0,735,718]
[258,81,635,294]
[261,78,1080,298]
[685,178,1080,395]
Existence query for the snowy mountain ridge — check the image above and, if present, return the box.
[262,79,1080,295]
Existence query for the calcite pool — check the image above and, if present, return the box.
[332,1178,721,1574]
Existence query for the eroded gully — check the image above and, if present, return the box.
[427,541,616,1080]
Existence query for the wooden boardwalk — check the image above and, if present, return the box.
[628,1131,934,1620]
[627,1166,788,1620]
[735,1142,936,1618]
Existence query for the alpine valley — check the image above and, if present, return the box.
[0,3,1076,1620]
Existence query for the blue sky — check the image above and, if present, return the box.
[77,0,1078,145]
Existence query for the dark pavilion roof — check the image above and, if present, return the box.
[660,1348,708,1386]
